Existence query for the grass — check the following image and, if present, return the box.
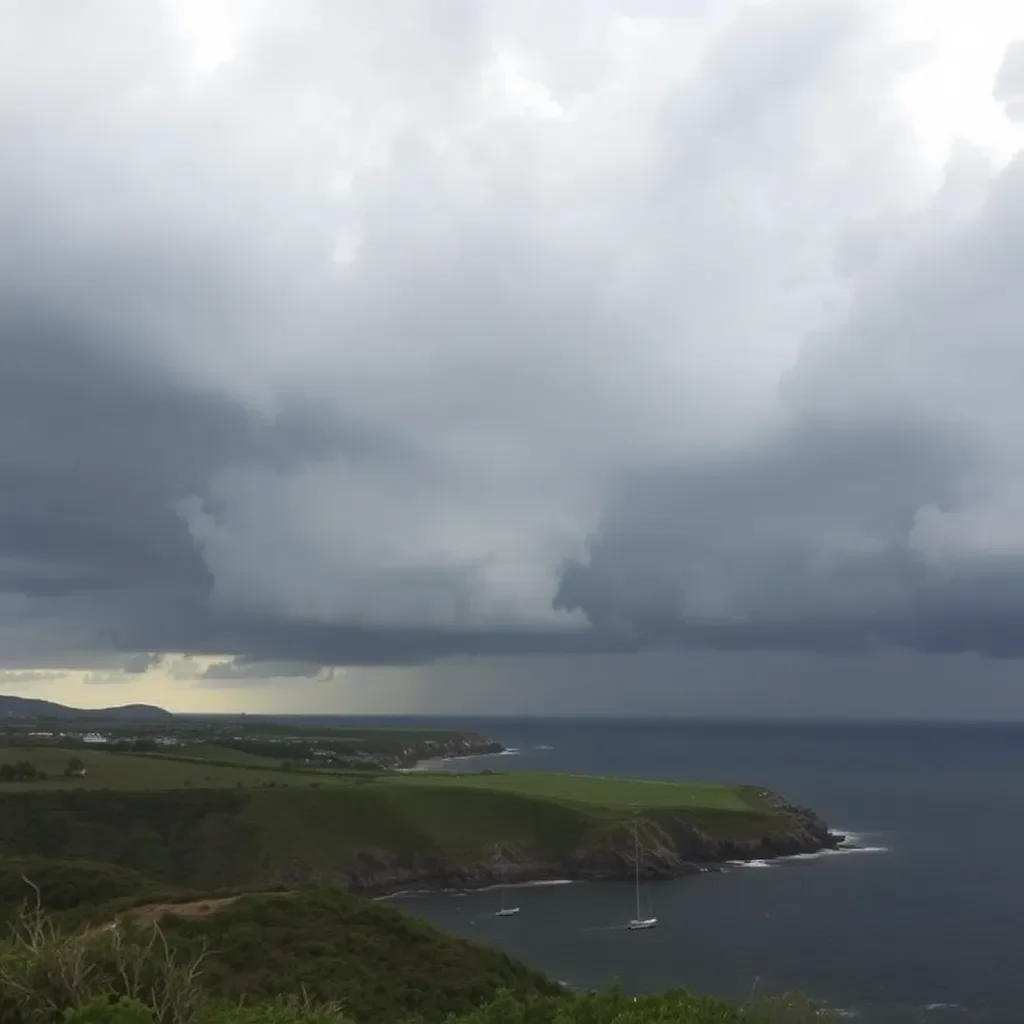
[165,745,284,768]
[0,777,789,895]
[386,772,756,812]
[0,747,338,791]
[0,747,759,815]
[0,762,799,895]
[0,786,594,888]
[0,755,813,901]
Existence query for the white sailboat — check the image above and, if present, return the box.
[495,856,520,917]
[628,819,657,930]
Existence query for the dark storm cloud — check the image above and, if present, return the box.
[0,302,413,663]
[201,657,328,680]
[115,614,611,668]
[554,420,971,651]
[120,653,164,675]
[556,151,1024,658]
[3,1,1024,674]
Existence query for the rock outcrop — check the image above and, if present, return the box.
[343,797,844,896]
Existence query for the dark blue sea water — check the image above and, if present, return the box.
[365,717,1024,1023]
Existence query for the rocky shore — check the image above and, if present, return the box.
[346,798,845,897]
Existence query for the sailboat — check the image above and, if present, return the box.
[494,855,520,917]
[628,819,657,930]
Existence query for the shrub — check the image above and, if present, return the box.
[198,996,349,1024]
[64,996,156,1024]
[0,902,206,1024]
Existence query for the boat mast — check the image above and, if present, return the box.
[498,851,505,910]
[634,818,641,920]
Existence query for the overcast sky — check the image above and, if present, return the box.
[3,0,1024,716]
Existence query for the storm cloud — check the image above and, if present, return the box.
[2,0,1024,671]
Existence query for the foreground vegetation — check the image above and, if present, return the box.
[0,879,834,1024]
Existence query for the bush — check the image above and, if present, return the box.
[64,996,156,1024]
[0,761,45,782]
[0,904,206,1024]
[198,996,349,1024]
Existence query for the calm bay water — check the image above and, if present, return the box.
[367,717,1024,1023]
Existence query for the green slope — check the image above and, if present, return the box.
[0,769,808,892]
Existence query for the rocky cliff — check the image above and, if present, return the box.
[344,798,844,896]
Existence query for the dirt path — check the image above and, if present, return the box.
[129,895,244,927]
[85,891,295,936]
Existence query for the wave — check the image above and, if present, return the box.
[443,747,520,762]
[533,744,554,751]
[474,878,575,893]
[786,845,889,861]
[836,829,884,847]
[821,1003,966,1020]
[726,834,889,870]
[407,747,522,772]
[382,878,576,900]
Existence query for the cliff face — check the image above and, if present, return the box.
[341,800,843,896]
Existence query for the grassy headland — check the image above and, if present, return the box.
[0,757,837,894]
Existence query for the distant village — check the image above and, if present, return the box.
[24,730,183,747]
[0,717,503,773]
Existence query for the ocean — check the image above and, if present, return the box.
[371,717,1024,1023]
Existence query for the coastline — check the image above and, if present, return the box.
[401,745,519,773]
[372,832,870,902]
[347,821,849,899]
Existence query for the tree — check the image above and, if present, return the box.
[1,760,40,781]
[64,756,85,777]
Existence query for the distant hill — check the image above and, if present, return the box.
[0,694,172,722]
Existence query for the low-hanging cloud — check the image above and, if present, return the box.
[200,657,331,681]
[2,0,1024,669]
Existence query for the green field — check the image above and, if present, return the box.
[0,746,812,900]
[0,746,329,790]
[168,743,284,767]
[0,747,757,814]
[389,771,754,811]
[0,780,788,894]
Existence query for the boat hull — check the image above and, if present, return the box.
[628,918,658,930]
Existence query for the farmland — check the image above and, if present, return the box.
[0,744,760,818]
[386,770,757,812]
[0,745,348,791]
